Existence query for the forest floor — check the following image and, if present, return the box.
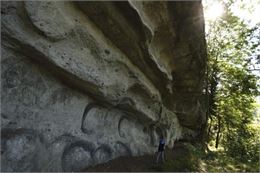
[83,142,259,172]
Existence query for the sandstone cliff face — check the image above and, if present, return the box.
[1,1,207,172]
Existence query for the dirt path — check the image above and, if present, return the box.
[83,142,191,172]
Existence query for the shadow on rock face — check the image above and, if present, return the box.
[113,141,132,157]
[93,144,113,164]
[61,140,95,172]
[1,128,48,172]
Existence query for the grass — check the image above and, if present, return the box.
[201,145,259,172]
[155,142,259,172]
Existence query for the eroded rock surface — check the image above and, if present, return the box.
[1,1,207,171]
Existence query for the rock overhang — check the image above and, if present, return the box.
[1,1,207,171]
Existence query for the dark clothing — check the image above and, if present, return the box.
[158,139,165,152]
[156,138,166,163]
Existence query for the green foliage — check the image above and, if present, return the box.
[223,125,260,162]
[205,0,260,166]
[155,143,259,172]
[202,148,259,172]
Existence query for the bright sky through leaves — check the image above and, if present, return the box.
[204,2,223,21]
[203,0,260,102]
[230,0,260,27]
[203,0,260,25]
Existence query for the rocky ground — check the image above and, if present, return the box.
[84,142,260,172]
[83,142,192,172]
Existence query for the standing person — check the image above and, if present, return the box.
[156,135,165,163]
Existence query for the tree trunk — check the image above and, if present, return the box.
[215,114,221,148]
[207,117,212,141]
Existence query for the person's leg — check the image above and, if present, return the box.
[156,152,160,163]
[158,151,163,163]
[162,151,165,162]
[160,152,163,163]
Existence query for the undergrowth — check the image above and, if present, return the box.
[151,142,259,172]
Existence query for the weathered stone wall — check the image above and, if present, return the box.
[1,1,207,172]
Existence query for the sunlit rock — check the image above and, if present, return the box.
[1,1,207,171]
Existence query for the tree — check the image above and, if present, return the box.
[205,0,260,163]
